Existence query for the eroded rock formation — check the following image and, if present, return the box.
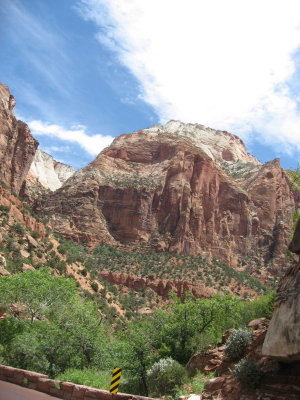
[262,219,300,361]
[36,121,297,272]
[99,270,215,299]
[0,83,38,194]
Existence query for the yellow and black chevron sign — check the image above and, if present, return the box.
[109,367,122,394]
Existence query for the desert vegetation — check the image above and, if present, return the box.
[0,267,274,397]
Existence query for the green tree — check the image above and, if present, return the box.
[55,298,108,368]
[0,268,76,323]
[289,164,300,190]
[111,318,157,396]
[289,165,300,231]
[0,269,111,378]
[151,293,240,363]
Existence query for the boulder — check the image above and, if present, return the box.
[204,377,225,392]
[247,317,269,330]
[262,219,300,360]
[22,263,35,271]
[0,265,10,276]
[26,235,39,248]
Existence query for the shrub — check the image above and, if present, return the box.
[224,329,252,360]
[231,357,264,389]
[10,223,25,236]
[31,230,40,239]
[146,357,188,396]
[56,261,67,274]
[91,282,99,292]
[0,205,10,214]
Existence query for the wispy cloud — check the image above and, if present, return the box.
[77,0,300,156]
[29,120,114,156]
[43,145,71,154]
[1,0,72,97]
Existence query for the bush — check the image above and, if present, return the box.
[0,205,10,214]
[31,231,40,239]
[10,223,25,236]
[91,282,98,292]
[231,357,264,389]
[224,329,252,360]
[146,358,188,396]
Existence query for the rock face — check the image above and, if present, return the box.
[21,149,74,202]
[36,120,297,271]
[0,83,38,194]
[99,270,215,299]
[28,149,74,191]
[289,217,300,254]
[0,185,46,238]
[262,219,300,361]
[200,318,300,399]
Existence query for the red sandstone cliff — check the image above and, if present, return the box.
[35,121,298,273]
[99,270,216,299]
[0,83,38,194]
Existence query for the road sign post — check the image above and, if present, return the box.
[109,368,122,394]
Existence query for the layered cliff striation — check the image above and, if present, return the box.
[0,83,38,194]
[35,120,297,273]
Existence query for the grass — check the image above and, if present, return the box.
[174,371,214,398]
[56,368,111,390]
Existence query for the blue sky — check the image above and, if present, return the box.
[1,0,300,170]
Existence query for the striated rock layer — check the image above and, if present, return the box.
[36,120,297,272]
[99,270,215,299]
[0,83,38,194]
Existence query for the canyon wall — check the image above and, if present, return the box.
[36,121,297,272]
[0,83,38,194]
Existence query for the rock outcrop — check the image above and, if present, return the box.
[0,185,46,238]
[36,121,297,273]
[201,319,300,399]
[262,218,300,361]
[21,149,74,203]
[0,83,38,194]
[99,270,215,299]
[27,149,74,191]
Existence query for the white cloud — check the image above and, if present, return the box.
[28,120,114,156]
[77,0,300,155]
[43,145,71,153]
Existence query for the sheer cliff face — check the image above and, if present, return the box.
[36,121,297,270]
[0,83,38,194]
[28,149,74,191]
[21,149,74,202]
